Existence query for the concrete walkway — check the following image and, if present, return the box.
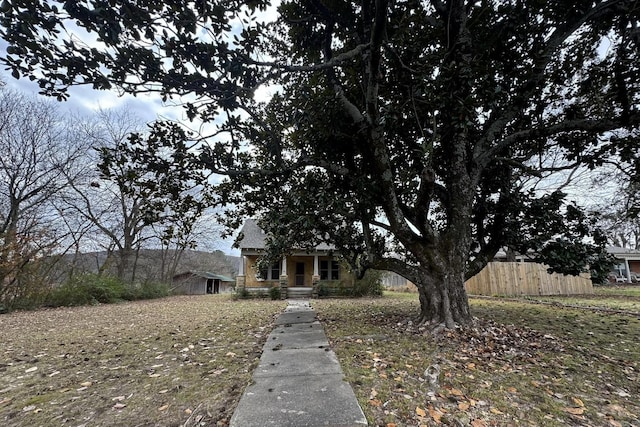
[230,300,368,427]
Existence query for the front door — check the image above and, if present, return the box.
[295,262,305,286]
[214,279,220,294]
[206,279,213,294]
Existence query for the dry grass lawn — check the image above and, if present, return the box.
[1,288,638,426]
[314,289,639,427]
[0,295,286,427]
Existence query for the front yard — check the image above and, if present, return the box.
[1,288,638,426]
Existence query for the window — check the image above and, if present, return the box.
[320,260,340,280]
[270,263,280,280]
[257,262,280,280]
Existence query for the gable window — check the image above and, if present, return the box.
[320,260,340,280]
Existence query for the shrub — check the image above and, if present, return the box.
[269,285,281,300]
[234,287,250,300]
[122,281,170,301]
[352,270,384,297]
[47,274,127,307]
[317,282,330,297]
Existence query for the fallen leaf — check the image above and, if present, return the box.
[225,351,236,357]
[24,367,38,373]
[449,388,464,397]
[458,401,470,411]
[507,387,517,393]
[386,424,397,427]
[158,404,169,411]
[572,397,584,407]
[471,419,487,427]
[112,403,126,410]
[80,382,92,387]
[416,406,427,417]
[564,407,585,415]
[369,399,382,407]
[490,407,503,414]
[428,405,443,423]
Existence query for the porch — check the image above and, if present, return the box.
[236,252,348,298]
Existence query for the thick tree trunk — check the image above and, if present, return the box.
[415,269,472,328]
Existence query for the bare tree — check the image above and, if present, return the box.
[0,88,87,307]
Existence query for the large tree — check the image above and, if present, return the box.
[1,1,638,326]
[0,88,87,306]
[60,111,213,283]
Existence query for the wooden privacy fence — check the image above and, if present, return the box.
[465,262,593,296]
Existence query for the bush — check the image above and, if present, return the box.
[352,270,384,297]
[317,282,330,297]
[122,281,170,301]
[47,274,127,307]
[269,285,281,300]
[234,287,251,300]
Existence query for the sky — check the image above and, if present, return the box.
[0,49,244,256]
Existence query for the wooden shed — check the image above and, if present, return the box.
[172,271,235,295]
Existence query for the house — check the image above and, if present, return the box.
[607,247,640,283]
[235,219,355,298]
[172,271,236,295]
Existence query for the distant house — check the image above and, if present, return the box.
[607,247,640,283]
[172,271,235,295]
[235,219,355,298]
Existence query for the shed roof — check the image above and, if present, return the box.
[173,271,235,282]
[235,218,335,251]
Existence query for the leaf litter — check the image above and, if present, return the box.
[0,295,286,427]
[314,291,639,426]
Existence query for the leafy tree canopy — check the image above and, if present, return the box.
[1,0,639,327]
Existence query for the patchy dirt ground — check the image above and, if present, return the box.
[314,292,639,427]
[0,295,286,427]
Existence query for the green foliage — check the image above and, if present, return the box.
[317,270,384,298]
[45,274,170,307]
[122,281,171,301]
[234,287,251,300]
[317,282,330,297]
[2,0,638,324]
[47,274,127,307]
[269,285,281,300]
[352,270,384,298]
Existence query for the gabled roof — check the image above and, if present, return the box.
[173,271,235,282]
[235,218,334,251]
[607,246,640,259]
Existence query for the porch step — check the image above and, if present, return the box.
[287,287,313,298]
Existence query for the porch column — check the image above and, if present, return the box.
[279,256,288,300]
[236,256,246,290]
[624,258,632,282]
[312,255,321,298]
[238,255,245,275]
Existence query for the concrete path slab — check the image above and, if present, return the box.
[275,310,318,325]
[263,328,329,351]
[230,300,367,427]
[255,348,341,377]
